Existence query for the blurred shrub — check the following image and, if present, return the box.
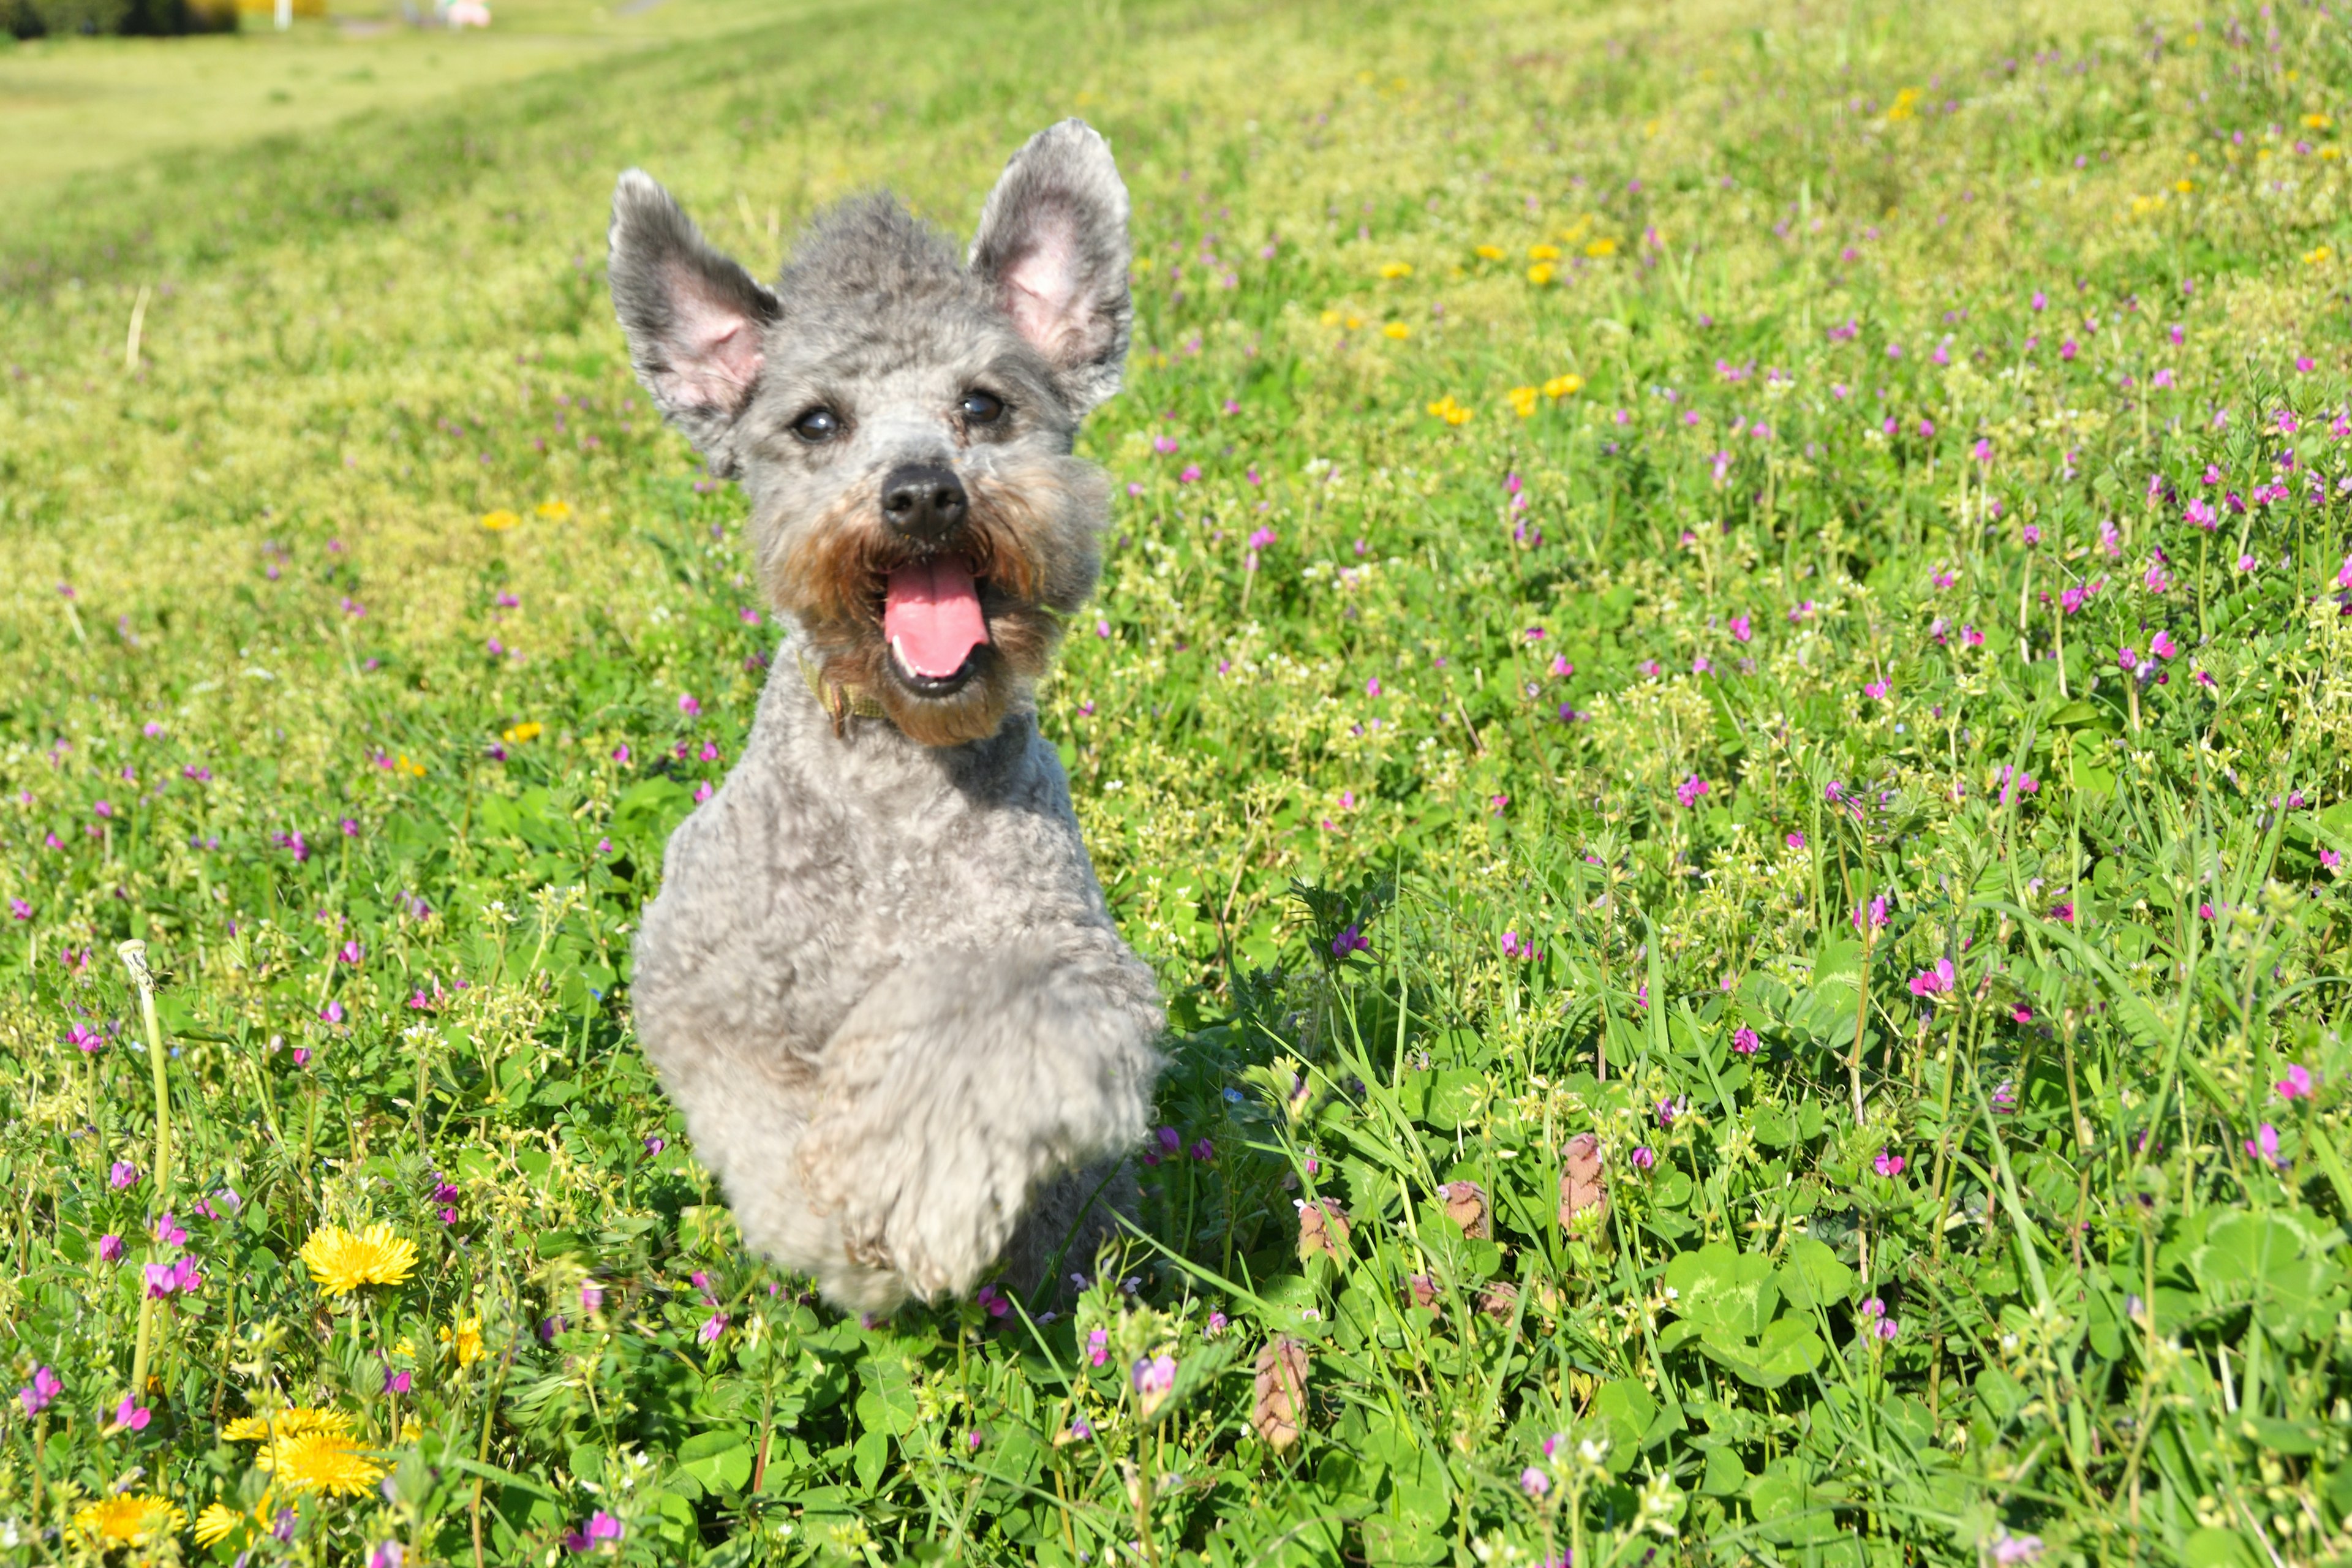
[6,0,237,35]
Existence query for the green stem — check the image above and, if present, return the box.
[119,940,172,1410]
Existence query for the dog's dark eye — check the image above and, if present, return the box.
[959,390,1006,424]
[792,407,841,443]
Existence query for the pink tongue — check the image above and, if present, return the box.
[883,557,989,679]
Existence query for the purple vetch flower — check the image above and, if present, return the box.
[1908,959,1954,997]
[383,1366,413,1395]
[1990,1529,2045,1565]
[2247,1123,2285,1167]
[1675,774,1709,808]
[108,1161,139,1189]
[1520,1465,1551,1498]
[17,1366,60,1417]
[974,1283,1011,1319]
[99,1234,126,1264]
[2278,1065,2316,1101]
[1732,1026,1760,1056]
[153,1212,186,1246]
[580,1283,605,1314]
[1630,1146,1655,1170]
[697,1311,728,1343]
[67,1021,101,1053]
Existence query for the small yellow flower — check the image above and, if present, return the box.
[1527,243,1561,262]
[1378,261,1413,279]
[502,722,543,745]
[224,1406,353,1443]
[479,508,521,532]
[300,1223,418,1295]
[1474,244,1506,260]
[1585,237,1618,258]
[2307,245,2334,266]
[440,1313,486,1367]
[1543,373,1585,399]
[2307,112,2335,130]
[194,1502,252,1547]
[1319,308,1341,326]
[1382,322,1411,341]
[1526,263,1556,286]
[395,753,426,777]
[535,499,574,521]
[1426,395,1473,428]
[258,1430,386,1496]
[73,1494,186,1547]
[1506,386,1539,418]
[2174,178,2196,194]
[1344,314,1364,331]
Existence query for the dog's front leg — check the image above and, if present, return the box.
[795,939,1161,1303]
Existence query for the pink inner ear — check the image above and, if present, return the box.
[1001,216,1081,359]
[661,271,765,412]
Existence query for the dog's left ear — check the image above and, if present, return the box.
[970,119,1133,415]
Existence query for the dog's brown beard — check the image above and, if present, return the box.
[769,459,1101,747]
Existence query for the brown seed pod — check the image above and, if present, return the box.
[1295,1197,1351,1262]
[1252,1336,1310,1452]
[1436,1180,1491,1240]
[1558,1132,1608,1233]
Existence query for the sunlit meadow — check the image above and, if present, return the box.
[6,0,2352,1562]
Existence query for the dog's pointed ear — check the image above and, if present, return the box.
[969,120,1132,416]
[609,169,778,470]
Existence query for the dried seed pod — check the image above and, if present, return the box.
[1477,1280,1520,1324]
[1435,1180,1490,1240]
[1295,1197,1351,1262]
[1252,1336,1310,1451]
[1558,1133,1608,1233]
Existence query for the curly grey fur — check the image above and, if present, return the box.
[611,121,1160,1314]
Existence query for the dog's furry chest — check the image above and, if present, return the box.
[631,659,1114,1068]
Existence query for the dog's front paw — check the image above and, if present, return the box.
[797,1115,1017,1302]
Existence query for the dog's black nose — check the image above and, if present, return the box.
[880,465,968,544]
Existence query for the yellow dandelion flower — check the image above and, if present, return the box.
[2307,245,2334,266]
[1344,314,1364,331]
[72,1494,186,1547]
[1506,386,1539,418]
[535,499,574,521]
[1526,263,1556,286]
[223,1406,353,1443]
[1382,322,1411,341]
[440,1313,486,1366]
[2174,178,2196,194]
[399,1414,422,1443]
[2307,112,2335,130]
[502,722,543,745]
[2324,146,2343,160]
[1527,243,1561,262]
[1585,236,1618,258]
[1885,86,1922,123]
[258,1430,386,1497]
[1426,396,1473,428]
[194,1502,250,1547]
[1378,261,1413,279]
[1474,244,1506,260]
[300,1223,418,1295]
[479,508,521,532]
[395,753,426,777]
[1543,373,1585,399]
[1319,308,1341,326]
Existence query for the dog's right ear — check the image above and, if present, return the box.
[609,169,778,472]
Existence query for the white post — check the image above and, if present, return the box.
[275,0,290,28]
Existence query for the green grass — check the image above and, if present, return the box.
[0,0,815,197]
[4,0,2352,1562]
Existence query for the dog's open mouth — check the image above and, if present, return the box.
[881,554,989,694]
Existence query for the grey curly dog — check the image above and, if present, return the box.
[606,121,1163,1315]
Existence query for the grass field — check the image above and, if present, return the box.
[4,0,2352,1562]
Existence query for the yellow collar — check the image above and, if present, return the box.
[797,649,887,735]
